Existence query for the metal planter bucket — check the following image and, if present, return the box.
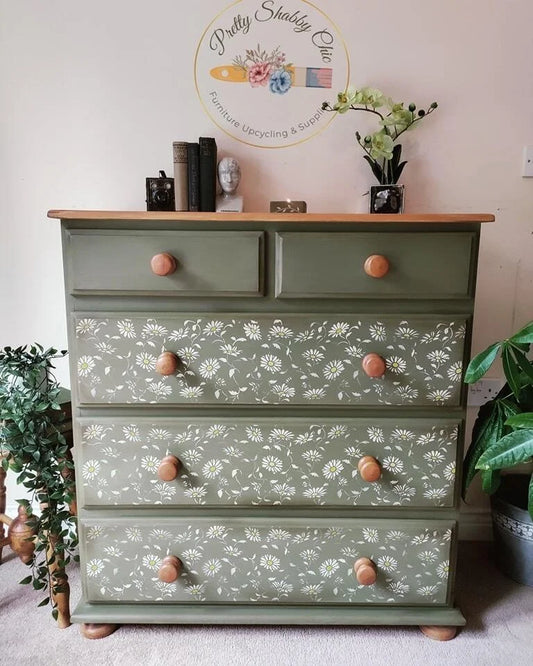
[490,474,533,586]
[369,185,405,214]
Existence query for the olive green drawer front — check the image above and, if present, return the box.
[81,517,455,605]
[78,417,459,508]
[276,232,474,298]
[74,314,466,405]
[65,230,264,296]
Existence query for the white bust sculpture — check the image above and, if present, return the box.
[216,157,243,212]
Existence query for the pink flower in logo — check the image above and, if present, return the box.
[248,62,271,87]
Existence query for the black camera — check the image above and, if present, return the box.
[146,170,175,211]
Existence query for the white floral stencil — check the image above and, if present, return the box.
[73,315,466,405]
[78,419,459,507]
[81,520,453,605]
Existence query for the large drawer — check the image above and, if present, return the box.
[73,313,467,405]
[81,516,455,605]
[77,417,459,508]
[276,232,475,298]
[64,229,264,296]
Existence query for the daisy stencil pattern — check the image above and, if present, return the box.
[82,521,453,605]
[73,315,466,405]
[78,419,460,508]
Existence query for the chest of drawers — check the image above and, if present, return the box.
[51,210,492,640]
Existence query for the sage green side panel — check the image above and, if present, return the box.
[276,232,474,298]
[73,314,466,405]
[81,517,455,605]
[77,417,459,508]
[66,230,264,296]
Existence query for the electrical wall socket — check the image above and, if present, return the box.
[467,378,506,406]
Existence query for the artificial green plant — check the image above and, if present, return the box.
[463,321,533,518]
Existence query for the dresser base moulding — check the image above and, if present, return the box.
[72,603,465,639]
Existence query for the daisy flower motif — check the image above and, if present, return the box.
[185,585,206,600]
[203,559,222,577]
[183,486,208,502]
[141,456,160,473]
[327,425,347,438]
[386,530,407,541]
[246,426,263,442]
[148,428,171,440]
[269,428,294,442]
[149,529,174,540]
[136,352,157,371]
[426,350,450,366]
[142,554,162,570]
[319,559,339,578]
[87,525,104,540]
[295,432,314,446]
[260,554,281,570]
[392,484,416,498]
[378,555,398,571]
[382,456,404,473]
[260,354,282,373]
[344,345,364,358]
[272,581,293,595]
[323,360,344,380]
[245,527,261,542]
[328,322,350,337]
[123,425,141,441]
[423,488,448,501]
[369,323,386,341]
[262,456,283,473]
[219,343,241,357]
[224,545,242,557]
[177,347,200,363]
[301,584,323,597]
[84,424,104,440]
[181,548,203,562]
[300,549,319,562]
[82,460,100,480]
[206,424,228,438]
[447,361,463,382]
[386,356,406,374]
[86,559,105,577]
[272,383,296,400]
[199,358,220,379]
[243,321,262,340]
[272,483,296,498]
[302,486,327,500]
[394,325,419,339]
[322,459,344,479]
[203,320,224,336]
[362,528,379,543]
[436,561,450,579]
[148,381,173,397]
[427,389,452,403]
[397,386,419,400]
[391,428,414,441]
[206,525,228,539]
[76,318,98,335]
[202,459,224,478]
[269,323,293,339]
[367,426,384,443]
[77,355,94,377]
[388,581,410,595]
[302,449,322,463]
[416,432,435,446]
[142,322,168,338]
[125,527,143,542]
[443,462,456,481]
[179,386,204,399]
[302,349,324,363]
[103,546,122,558]
[303,388,326,400]
[417,585,438,597]
[423,450,446,464]
[95,342,116,354]
[267,528,291,541]
[117,319,136,338]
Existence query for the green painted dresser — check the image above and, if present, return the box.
[50,210,493,640]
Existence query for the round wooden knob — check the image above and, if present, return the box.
[364,254,390,278]
[358,455,382,482]
[158,455,182,482]
[362,353,386,378]
[155,351,179,376]
[353,557,377,586]
[158,555,182,583]
[150,252,177,276]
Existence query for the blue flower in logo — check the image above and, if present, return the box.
[269,69,292,95]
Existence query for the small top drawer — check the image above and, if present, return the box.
[276,231,474,298]
[65,229,264,296]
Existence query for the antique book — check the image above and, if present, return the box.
[199,137,217,212]
[172,141,188,211]
[187,142,200,212]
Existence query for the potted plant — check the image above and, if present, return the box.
[463,321,533,586]
[0,344,77,625]
[322,87,438,213]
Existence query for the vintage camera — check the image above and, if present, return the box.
[146,170,175,211]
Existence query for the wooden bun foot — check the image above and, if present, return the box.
[420,625,458,641]
[80,623,119,639]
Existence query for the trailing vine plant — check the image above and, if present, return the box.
[0,344,77,620]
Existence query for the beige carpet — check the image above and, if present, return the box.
[1,542,532,666]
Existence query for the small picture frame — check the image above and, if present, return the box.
[270,200,307,213]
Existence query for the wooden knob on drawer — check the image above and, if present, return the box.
[151,252,177,276]
[353,557,377,586]
[155,351,179,375]
[364,254,390,278]
[158,455,182,482]
[362,353,386,378]
[158,555,182,583]
[358,456,382,482]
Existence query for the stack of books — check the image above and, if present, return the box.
[173,137,217,212]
